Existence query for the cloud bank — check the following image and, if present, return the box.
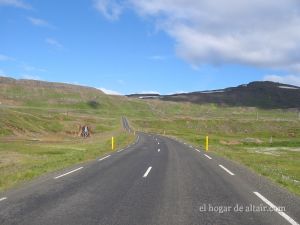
[0,0,31,9]
[264,75,300,87]
[0,54,13,61]
[45,38,63,49]
[93,0,123,21]
[28,17,55,28]
[98,87,122,95]
[95,0,300,85]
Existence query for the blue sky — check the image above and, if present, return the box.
[1,0,300,95]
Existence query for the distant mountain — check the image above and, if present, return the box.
[127,81,300,109]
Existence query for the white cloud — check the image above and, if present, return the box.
[0,54,13,61]
[264,74,300,87]
[0,69,11,78]
[0,0,31,9]
[103,0,300,73]
[149,55,168,61]
[139,91,161,95]
[94,0,123,21]
[21,74,42,80]
[22,63,47,72]
[98,87,122,95]
[45,38,63,48]
[167,91,187,95]
[27,17,54,28]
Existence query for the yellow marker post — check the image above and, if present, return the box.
[205,136,209,151]
[112,136,114,150]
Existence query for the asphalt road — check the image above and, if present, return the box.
[0,132,299,225]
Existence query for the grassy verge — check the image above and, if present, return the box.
[131,112,300,196]
[0,130,135,192]
[213,144,300,196]
[1,94,299,197]
[0,104,136,192]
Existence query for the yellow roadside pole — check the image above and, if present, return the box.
[205,136,209,151]
[112,136,114,150]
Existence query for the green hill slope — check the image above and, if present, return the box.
[0,76,299,196]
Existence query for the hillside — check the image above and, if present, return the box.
[0,77,106,108]
[0,76,299,196]
[128,81,300,109]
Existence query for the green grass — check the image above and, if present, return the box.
[130,110,300,196]
[213,145,300,196]
[0,104,135,191]
[1,81,299,196]
[0,131,134,191]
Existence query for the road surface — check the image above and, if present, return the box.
[0,132,299,224]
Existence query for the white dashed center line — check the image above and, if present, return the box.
[143,167,152,178]
[0,197,7,202]
[204,154,212,159]
[158,149,160,152]
[98,155,111,161]
[54,167,83,179]
[254,192,299,225]
[219,164,235,176]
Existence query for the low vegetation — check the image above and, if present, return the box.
[130,101,300,196]
[0,77,299,197]
[0,105,135,191]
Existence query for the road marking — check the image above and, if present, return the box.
[204,154,212,159]
[143,167,152,178]
[253,192,298,225]
[54,167,83,179]
[158,149,160,152]
[195,149,200,152]
[117,149,123,152]
[189,145,193,148]
[219,165,235,176]
[158,142,160,145]
[98,155,111,161]
[0,197,7,202]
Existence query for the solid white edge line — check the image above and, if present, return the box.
[0,197,7,202]
[117,149,124,152]
[204,154,212,159]
[253,192,299,225]
[219,164,235,176]
[98,155,111,161]
[143,166,152,178]
[54,167,83,179]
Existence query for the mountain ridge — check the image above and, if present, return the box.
[1,77,299,109]
[127,81,300,109]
